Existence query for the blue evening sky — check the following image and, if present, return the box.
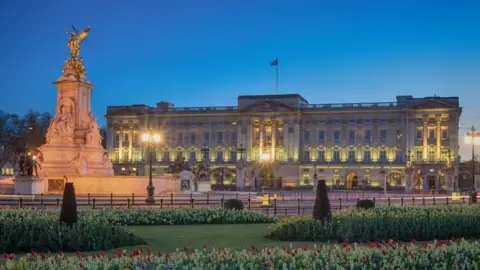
[0,0,479,159]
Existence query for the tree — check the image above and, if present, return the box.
[312,179,332,221]
[59,182,78,226]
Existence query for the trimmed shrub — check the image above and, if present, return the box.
[59,182,77,226]
[223,199,244,210]
[0,208,276,226]
[313,179,331,221]
[356,199,375,209]
[267,205,480,242]
[0,220,145,253]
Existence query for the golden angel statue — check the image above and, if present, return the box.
[62,25,91,78]
[66,25,90,59]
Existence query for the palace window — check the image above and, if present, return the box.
[395,151,403,163]
[318,131,325,143]
[114,132,120,147]
[303,151,310,162]
[163,151,170,161]
[177,133,183,144]
[204,132,210,144]
[441,129,448,140]
[216,151,223,162]
[124,133,130,146]
[278,150,284,161]
[217,132,224,144]
[396,130,402,141]
[416,149,423,161]
[333,150,341,163]
[428,129,435,139]
[122,150,128,162]
[177,152,183,160]
[278,128,284,141]
[230,151,237,162]
[428,148,435,162]
[363,151,371,162]
[132,132,138,147]
[379,150,387,163]
[364,130,371,143]
[317,150,325,162]
[190,133,196,145]
[416,130,423,140]
[379,130,387,143]
[231,131,237,143]
[348,130,355,144]
[304,131,310,142]
[441,149,449,161]
[333,130,341,144]
[348,151,356,163]
[189,151,196,161]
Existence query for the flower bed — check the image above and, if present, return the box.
[1,238,479,269]
[267,205,480,242]
[0,220,145,253]
[0,208,276,226]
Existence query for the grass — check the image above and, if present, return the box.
[85,224,326,254]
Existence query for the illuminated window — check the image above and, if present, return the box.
[363,151,371,162]
[428,129,435,139]
[416,149,423,161]
[428,148,435,162]
[333,151,341,163]
[317,151,325,162]
[416,130,422,140]
[379,150,387,162]
[441,129,448,140]
[303,151,310,162]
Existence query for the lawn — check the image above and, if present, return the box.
[101,224,322,253]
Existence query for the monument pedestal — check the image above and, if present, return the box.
[14,176,43,194]
[36,68,113,181]
[198,181,212,193]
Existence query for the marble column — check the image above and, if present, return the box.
[293,119,300,162]
[423,120,428,160]
[283,123,290,161]
[271,121,277,161]
[436,120,441,160]
[259,121,264,156]
[119,127,124,162]
[128,128,133,161]
[246,120,252,161]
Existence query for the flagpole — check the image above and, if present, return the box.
[275,57,278,95]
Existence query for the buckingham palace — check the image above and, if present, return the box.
[105,94,461,191]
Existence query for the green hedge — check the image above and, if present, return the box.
[0,208,276,226]
[267,205,480,242]
[0,220,145,253]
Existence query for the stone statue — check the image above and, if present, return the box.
[71,152,88,175]
[62,25,91,78]
[86,118,102,146]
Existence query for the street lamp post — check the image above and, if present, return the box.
[464,126,480,189]
[142,132,161,204]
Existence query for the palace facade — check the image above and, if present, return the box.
[105,94,461,190]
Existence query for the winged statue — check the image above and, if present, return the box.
[66,25,91,59]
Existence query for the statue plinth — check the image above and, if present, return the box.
[36,72,113,178]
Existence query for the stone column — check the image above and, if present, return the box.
[237,123,242,148]
[271,121,277,161]
[259,121,264,156]
[293,119,300,162]
[283,123,290,161]
[119,127,124,162]
[436,120,441,160]
[246,120,252,161]
[128,128,133,161]
[423,120,428,160]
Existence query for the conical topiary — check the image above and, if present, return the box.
[59,182,78,226]
[312,179,332,221]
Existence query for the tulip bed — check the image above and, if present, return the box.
[1,238,480,269]
[0,208,276,225]
[267,205,480,242]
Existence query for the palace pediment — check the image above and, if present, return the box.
[410,99,457,110]
[239,100,297,113]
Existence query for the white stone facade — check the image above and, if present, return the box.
[106,94,461,191]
